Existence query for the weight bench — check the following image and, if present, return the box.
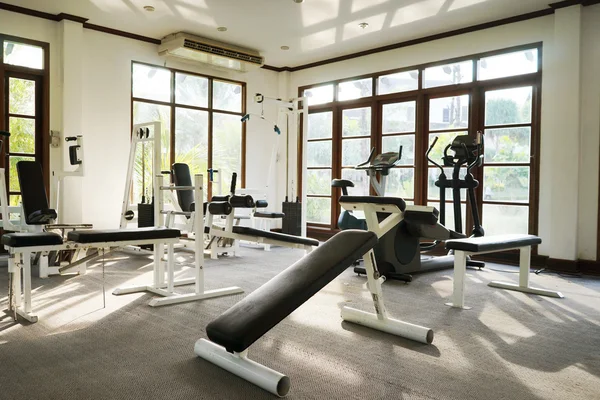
[3,224,242,323]
[445,234,564,309]
[195,230,433,397]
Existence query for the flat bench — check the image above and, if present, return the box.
[2,226,242,323]
[445,234,564,309]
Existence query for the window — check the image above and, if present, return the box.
[1,36,48,209]
[481,86,533,236]
[300,44,541,241]
[131,62,245,197]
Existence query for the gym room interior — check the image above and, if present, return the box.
[0,1,598,399]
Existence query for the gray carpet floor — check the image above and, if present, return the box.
[0,246,599,400]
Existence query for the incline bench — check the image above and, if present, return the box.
[195,230,434,397]
[445,234,564,309]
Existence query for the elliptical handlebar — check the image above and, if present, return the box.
[426,136,444,174]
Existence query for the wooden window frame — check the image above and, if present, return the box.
[130,61,246,198]
[0,34,50,199]
[299,43,543,242]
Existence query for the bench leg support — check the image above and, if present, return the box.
[8,253,38,323]
[342,250,433,344]
[446,250,472,309]
[194,339,290,397]
[488,246,564,299]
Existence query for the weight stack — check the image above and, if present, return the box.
[137,203,154,250]
[282,201,302,236]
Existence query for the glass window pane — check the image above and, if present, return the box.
[428,167,467,201]
[382,101,416,134]
[484,127,531,163]
[175,108,209,200]
[342,107,370,137]
[213,113,242,195]
[10,156,35,192]
[427,132,468,165]
[427,201,466,233]
[308,112,333,140]
[485,87,532,126]
[382,135,415,166]
[378,70,419,95]
[483,166,529,203]
[304,85,334,106]
[213,80,242,112]
[307,169,331,196]
[3,41,43,69]
[9,78,35,116]
[307,141,332,167]
[132,63,171,102]
[341,169,369,196]
[338,78,372,101]
[479,49,538,81]
[429,95,469,131]
[175,73,208,108]
[483,204,529,235]
[9,117,35,154]
[424,61,473,88]
[133,102,171,171]
[307,197,331,224]
[385,168,414,199]
[342,138,370,167]
[10,194,22,207]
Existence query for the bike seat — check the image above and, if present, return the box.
[331,179,354,188]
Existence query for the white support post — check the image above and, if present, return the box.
[341,250,434,344]
[194,174,204,294]
[446,250,470,309]
[488,246,564,298]
[39,253,49,279]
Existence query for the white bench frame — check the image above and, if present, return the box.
[5,175,243,324]
[447,244,564,309]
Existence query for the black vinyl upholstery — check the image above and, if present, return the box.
[172,163,194,212]
[253,211,285,219]
[2,232,63,247]
[206,230,378,353]
[232,226,319,247]
[446,234,541,253]
[255,200,268,208]
[17,161,57,225]
[67,227,180,243]
[339,195,406,211]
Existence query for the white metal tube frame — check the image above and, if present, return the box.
[195,339,290,397]
[446,245,564,309]
[113,174,244,306]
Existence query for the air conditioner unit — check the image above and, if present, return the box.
[159,33,264,72]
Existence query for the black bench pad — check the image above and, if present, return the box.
[340,195,406,212]
[2,232,64,248]
[254,211,285,219]
[232,226,318,247]
[67,227,181,243]
[446,234,541,253]
[207,229,378,353]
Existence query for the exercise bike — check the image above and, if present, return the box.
[335,133,485,282]
[332,146,402,231]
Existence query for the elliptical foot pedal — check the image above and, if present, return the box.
[467,260,485,269]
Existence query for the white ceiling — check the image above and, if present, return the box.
[5,0,554,67]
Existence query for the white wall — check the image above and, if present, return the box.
[577,4,600,260]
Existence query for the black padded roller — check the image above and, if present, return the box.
[230,195,255,208]
[211,195,230,202]
[208,201,233,216]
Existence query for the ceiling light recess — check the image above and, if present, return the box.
[143,5,155,12]
[217,27,228,32]
[280,46,290,50]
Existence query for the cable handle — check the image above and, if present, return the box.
[230,172,237,195]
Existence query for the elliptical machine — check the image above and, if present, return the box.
[332,146,402,230]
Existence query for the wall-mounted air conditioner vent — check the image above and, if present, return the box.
[159,33,264,72]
